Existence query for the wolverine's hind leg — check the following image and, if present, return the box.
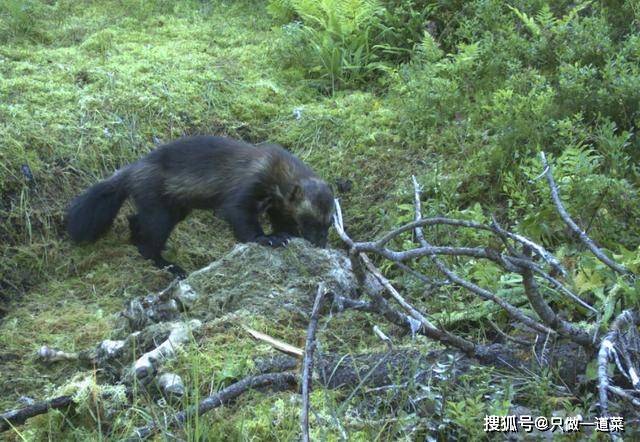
[128,214,141,244]
[129,201,190,278]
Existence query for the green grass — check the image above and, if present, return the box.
[0,1,417,438]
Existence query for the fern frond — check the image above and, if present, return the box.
[507,4,541,37]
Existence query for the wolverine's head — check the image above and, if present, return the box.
[277,178,335,247]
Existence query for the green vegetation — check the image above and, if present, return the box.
[1,0,639,439]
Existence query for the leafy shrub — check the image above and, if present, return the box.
[375,0,438,63]
[0,0,49,42]
[269,0,386,92]
[393,0,639,247]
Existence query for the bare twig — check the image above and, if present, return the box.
[1,396,73,433]
[490,215,566,276]
[487,319,534,347]
[360,252,478,352]
[338,196,553,337]
[357,216,565,276]
[373,325,393,349]
[489,214,522,257]
[418,181,557,336]
[335,198,537,367]
[520,253,593,347]
[355,241,505,263]
[301,285,327,442]
[413,179,552,337]
[360,254,437,331]
[334,199,477,354]
[327,293,375,312]
[356,236,594,326]
[411,175,426,244]
[506,256,596,314]
[418,241,554,336]
[134,372,299,439]
[607,385,640,407]
[540,151,630,276]
[598,310,640,421]
[243,325,304,358]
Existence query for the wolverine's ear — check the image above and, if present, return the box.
[287,184,304,203]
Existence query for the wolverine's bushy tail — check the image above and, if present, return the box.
[66,171,129,243]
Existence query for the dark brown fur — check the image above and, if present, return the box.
[66,136,334,277]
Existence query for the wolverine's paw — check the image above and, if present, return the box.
[255,234,290,248]
[166,264,187,279]
[150,255,187,279]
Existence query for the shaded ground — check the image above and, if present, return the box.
[2,240,471,440]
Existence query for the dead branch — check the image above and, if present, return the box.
[301,285,327,442]
[355,242,502,263]
[357,211,565,277]
[540,151,631,276]
[334,199,529,370]
[488,217,591,314]
[416,184,563,342]
[506,255,596,314]
[37,346,78,363]
[413,178,597,345]
[520,252,592,347]
[338,167,638,413]
[334,202,478,353]
[359,252,478,352]
[424,247,555,336]
[489,214,566,276]
[607,385,640,407]
[133,372,299,440]
[157,373,185,398]
[242,325,304,358]
[598,310,640,418]
[487,319,533,347]
[0,395,72,433]
[131,320,202,383]
[328,293,375,313]
[335,200,460,340]
[410,183,556,335]
[373,325,393,349]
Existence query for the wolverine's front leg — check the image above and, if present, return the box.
[219,201,289,247]
[267,207,298,239]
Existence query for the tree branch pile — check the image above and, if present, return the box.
[332,152,638,424]
[2,152,638,438]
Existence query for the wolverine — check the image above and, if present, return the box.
[66,136,335,278]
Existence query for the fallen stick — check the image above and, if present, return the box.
[0,395,73,433]
[301,285,327,442]
[540,151,630,276]
[242,325,304,358]
[132,372,299,439]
